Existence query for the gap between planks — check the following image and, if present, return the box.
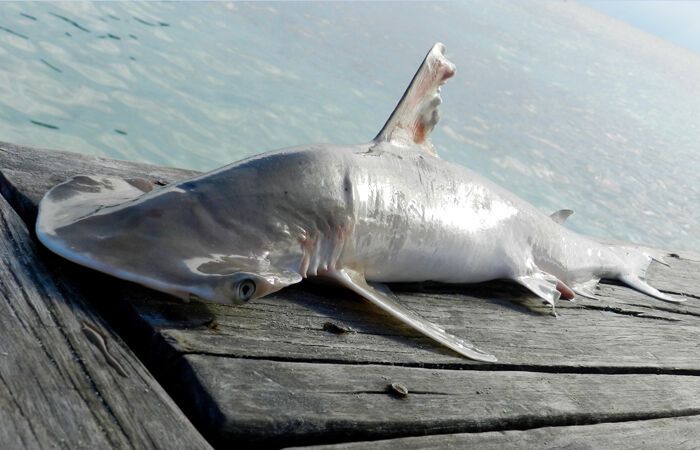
[287,414,700,450]
[172,355,700,447]
[174,351,700,377]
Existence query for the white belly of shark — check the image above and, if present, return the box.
[35,43,681,363]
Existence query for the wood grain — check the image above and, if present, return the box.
[293,415,700,450]
[0,186,210,449]
[176,356,700,447]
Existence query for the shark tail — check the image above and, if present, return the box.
[607,243,682,303]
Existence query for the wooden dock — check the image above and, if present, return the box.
[1,141,699,449]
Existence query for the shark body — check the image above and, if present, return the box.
[36,44,678,361]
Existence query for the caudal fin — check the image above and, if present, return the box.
[608,244,683,303]
[619,273,679,302]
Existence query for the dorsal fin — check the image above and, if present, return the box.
[373,43,456,156]
[550,209,574,224]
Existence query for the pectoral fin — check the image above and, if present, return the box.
[324,269,497,362]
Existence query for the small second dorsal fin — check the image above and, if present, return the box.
[550,209,574,224]
[373,43,456,156]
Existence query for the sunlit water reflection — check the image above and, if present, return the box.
[0,1,698,252]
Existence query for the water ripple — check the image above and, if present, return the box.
[0,1,697,252]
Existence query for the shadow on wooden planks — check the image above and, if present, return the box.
[1,141,700,448]
[291,415,700,450]
[0,166,210,447]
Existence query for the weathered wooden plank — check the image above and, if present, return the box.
[292,415,700,449]
[0,171,210,448]
[173,357,700,447]
[147,278,700,369]
[2,141,700,447]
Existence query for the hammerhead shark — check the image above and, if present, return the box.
[36,43,678,362]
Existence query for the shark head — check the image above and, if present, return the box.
[36,174,304,306]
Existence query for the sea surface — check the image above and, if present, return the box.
[0,1,698,253]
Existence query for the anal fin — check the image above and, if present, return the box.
[324,269,497,362]
[516,271,568,315]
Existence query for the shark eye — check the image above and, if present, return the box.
[236,279,256,302]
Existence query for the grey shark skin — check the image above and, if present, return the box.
[36,43,680,362]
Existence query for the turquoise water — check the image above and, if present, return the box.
[0,1,698,252]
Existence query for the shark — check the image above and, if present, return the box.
[35,43,680,362]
